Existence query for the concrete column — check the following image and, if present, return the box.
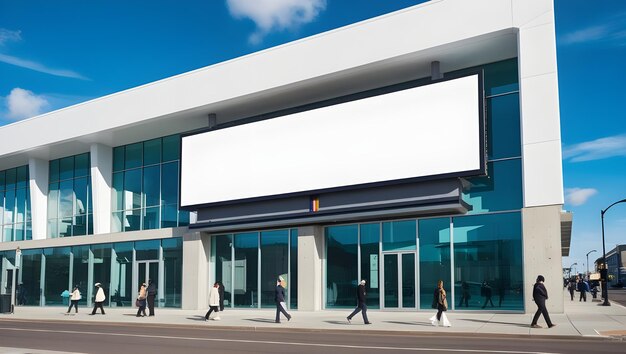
[90,144,112,234]
[182,231,210,310]
[28,158,49,240]
[297,225,324,311]
[522,205,564,314]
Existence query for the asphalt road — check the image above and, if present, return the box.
[0,319,623,354]
[607,288,626,307]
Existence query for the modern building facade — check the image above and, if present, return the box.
[0,0,569,314]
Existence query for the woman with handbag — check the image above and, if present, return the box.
[429,280,451,327]
[66,285,81,314]
[136,283,147,317]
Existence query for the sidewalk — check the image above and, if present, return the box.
[2,290,625,339]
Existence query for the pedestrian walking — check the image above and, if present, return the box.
[481,281,494,308]
[217,281,225,312]
[204,282,221,321]
[274,278,291,323]
[530,275,556,329]
[136,283,147,317]
[66,285,81,314]
[429,280,451,327]
[567,279,575,301]
[147,279,156,316]
[90,283,106,315]
[577,277,588,302]
[346,280,371,324]
[458,281,470,307]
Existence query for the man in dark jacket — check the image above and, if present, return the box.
[577,277,588,302]
[217,281,225,311]
[274,279,291,323]
[347,280,371,324]
[147,279,157,316]
[531,275,556,328]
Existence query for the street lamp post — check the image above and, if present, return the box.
[600,198,626,307]
[569,262,578,279]
[586,250,597,276]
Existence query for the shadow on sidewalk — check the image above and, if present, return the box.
[246,318,279,323]
[383,321,434,327]
[324,320,351,325]
[461,319,529,328]
[187,315,207,321]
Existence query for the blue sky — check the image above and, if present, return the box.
[0,1,624,272]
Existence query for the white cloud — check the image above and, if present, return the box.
[563,134,626,162]
[0,53,89,80]
[5,88,49,120]
[0,28,21,46]
[560,14,626,46]
[565,188,598,206]
[226,0,326,44]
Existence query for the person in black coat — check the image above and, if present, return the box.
[274,279,291,323]
[147,279,157,316]
[217,281,225,311]
[347,280,371,324]
[531,275,556,328]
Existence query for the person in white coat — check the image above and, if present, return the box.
[90,283,106,315]
[66,285,81,314]
[204,282,221,321]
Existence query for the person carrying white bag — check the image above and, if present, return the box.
[429,280,451,327]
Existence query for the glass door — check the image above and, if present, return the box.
[134,260,158,303]
[382,253,416,309]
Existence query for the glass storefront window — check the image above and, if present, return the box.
[418,217,451,310]
[325,225,358,308]
[92,244,112,306]
[289,229,298,309]
[453,212,524,311]
[72,246,90,305]
[483,58,519,96]
[111,242,133,307]
[19,249,42,306]
[462,159,523,214]
[212,235,232,307]
[135,239,160,260]
[1,165,31,242]
[44,247,70,305]
[234,232,258,308]
[487,93,521,160]
[260,230,288,308]
[360,223,380,309]
[163,238,182,307]
[382,220,416,251]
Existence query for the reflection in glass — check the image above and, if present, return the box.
[20,249,42,306]
[135,239,160,260]
[384,254,398,308]
[402,253,416,308]
[260,230,288,308]
[92,244,112,306]
[163,238,183,307]
[234,233,258,308]
[44,247,70,305]
[382,220,416,251]
[212,235,232,308]
[111,242,133,307]
[462,159,522,214]
[72,246,90,305]
[419,218,451,310]
[290,229,298,309]
[487,93,521,160]
[326,225,358,308]
[360,223,379,308]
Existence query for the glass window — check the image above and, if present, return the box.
[15,188,26,223]
[326,224,358,308]
[161,162,178,205]
[124,209,141,231]
[123,169,142,210]
[0,190,4,226]
[484,58,519,96]
[260,230,288,308]
[4,189,15,225]
[5,168,16,190]
[234,232,258,308]
[59,156,74,181]
[143,207,160,230]
[143,166,160,207]
[44,247,71,306]
[49,159,60,182]
[0,170,5,190]
[212,235,232,308]
[419,217,451,310]
[58,180,73,218]
[74,153,89,178]
[487,93,521,160]
[16,165,28,189]
[111,242,133,307]
[161,204,178,229]
[74,177,88,215]
[360,223,379,308]
[162,135,180,162]
[144,138,161,166]
[462,159,523,214]
[113,146,125,172]
[72,246,90,305]
[125,143,143,169]
[382,220,416,251]
[163,238,183,307]
[289,229,298,309]
[112,172,123,211]
[20,249,42,306]
[453,212,523,311]
[92,244,112,306]
[135,239,160,260]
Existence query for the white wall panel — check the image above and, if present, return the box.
[522,140,564,207]
[181,75,482,207]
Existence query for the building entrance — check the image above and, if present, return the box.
[382,252,416,309]
[133,260,159,306]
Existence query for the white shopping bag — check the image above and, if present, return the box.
[429,314,438,326]
[440,312,451,327]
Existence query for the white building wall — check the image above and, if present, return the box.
[90,144,113,234]
[28,158,49,241]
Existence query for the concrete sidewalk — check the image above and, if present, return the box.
[2,290,625,339]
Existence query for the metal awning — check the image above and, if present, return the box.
[561,211,573,257]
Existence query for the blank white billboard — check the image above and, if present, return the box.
[181,74,483,207]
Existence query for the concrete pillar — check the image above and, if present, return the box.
[297,225,324,311]
[28,158,49,240]
[522,205,564,314]
[182,231,210,310]
[90,144,112,234]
